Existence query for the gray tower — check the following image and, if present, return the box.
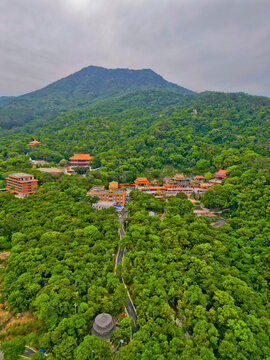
[91,313,116,340]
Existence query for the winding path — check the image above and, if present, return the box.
[115,210,139,336]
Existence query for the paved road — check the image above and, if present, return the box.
[211,217,227,228]
[197,203,228,228]
[23,346,36,358]
[116,211,139,335]
[116,247,125,267]
[0,345,36,359]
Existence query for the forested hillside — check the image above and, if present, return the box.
[115,186,269,359]
[1,90,269,183]
[0,82,269,359]
[0,66,192,129]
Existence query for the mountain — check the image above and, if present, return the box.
[0,96,14,103]
[0,66,193,129]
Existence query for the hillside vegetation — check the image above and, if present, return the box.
[1,90,269,183]
[0,70,269,359]
[0,66,192,129]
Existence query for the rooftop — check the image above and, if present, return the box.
[173,174,186,180]
[28,140,40,145]
[91,313,116,339]
[109,181,118,187]
[135,177,150,183]
[9,172,33,177]
[88,185,125,194]
[89,185,105,192]
[214,169,227,177]
[69,153,92,160]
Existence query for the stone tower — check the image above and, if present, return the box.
[91,313,116,340]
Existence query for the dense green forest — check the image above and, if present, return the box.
[0,81,269,358]
[115,184,270,359]
[0,174,127,359]
[1,90,269,183]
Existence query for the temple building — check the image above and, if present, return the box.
[109,181,119,191]
[91,313,116,340]
[134,177,150,188]
[6,173,38,197]
[213,169,227,179]
[194,175,205,182]
[28,140,41,148]
[69,154,92,167]
[172,174,190,187]
[87,182,125,206]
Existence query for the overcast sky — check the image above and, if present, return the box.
[1,0,269,97]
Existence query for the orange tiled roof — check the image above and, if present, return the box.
[173,174,186,180]
[194,175,205,180]
[28,140,40,145]
[109,181,119,190]
[109,181,118,186]
[135,177,150,182]
[213,169,227,177]
[69,154,92,160]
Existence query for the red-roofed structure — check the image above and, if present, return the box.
[172,174,190,187]
[134,177,150,187]
[109,181,119,191]
[69,154,92,167]
[194,175,205,181]
[213,169,227,179]
[28,140,41,148]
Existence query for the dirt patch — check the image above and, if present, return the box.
[3,311,36,331]
[0,307,12,328]
[0,252,10,260]
[0,307,36,339]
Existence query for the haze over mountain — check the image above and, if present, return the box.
[0,66,193,129]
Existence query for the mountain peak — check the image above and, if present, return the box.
[0,66,194,128]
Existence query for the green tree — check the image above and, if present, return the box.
[59,159,69,167]
[75,335,111,360]
[1,336,26,360]
[30,352,46,359]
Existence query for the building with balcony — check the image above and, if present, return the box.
[69,154,92,167]
[6,173,38,197]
